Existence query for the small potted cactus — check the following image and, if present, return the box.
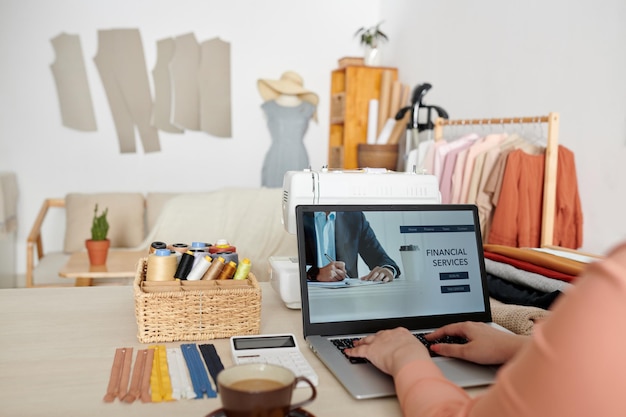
[85,204,110,265]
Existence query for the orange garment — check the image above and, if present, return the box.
[488,146,582,249]
[394,243,626,417]
[488,149,544,247]
[483,244,586,276]
[553,145,584,248]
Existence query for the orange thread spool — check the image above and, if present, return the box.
[217,261,237,280]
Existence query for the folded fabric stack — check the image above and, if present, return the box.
[483,244,593,335]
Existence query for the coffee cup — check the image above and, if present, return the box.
[205,363,316,417]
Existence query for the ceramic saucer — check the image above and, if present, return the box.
[204,408,314,417]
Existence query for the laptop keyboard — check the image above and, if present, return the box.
[332,333,469,364]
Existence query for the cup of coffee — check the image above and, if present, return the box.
[205,363,316,417]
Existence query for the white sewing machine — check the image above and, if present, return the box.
[270,168,441,309]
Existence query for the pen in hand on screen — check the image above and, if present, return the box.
[324,254,350,280]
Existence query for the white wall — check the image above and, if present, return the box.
[380,0,626,255]
[0,0,380,279]
[2,0,625,281]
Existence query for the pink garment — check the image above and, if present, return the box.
[433,134,479,180]
[450,147,470,204]
[394,243,626,417]
[422,140,445,175]
[458,134,506,203]
[439,140,475,203]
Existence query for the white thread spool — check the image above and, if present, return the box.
[186,255,212,281]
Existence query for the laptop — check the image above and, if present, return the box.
[295,203,505,399]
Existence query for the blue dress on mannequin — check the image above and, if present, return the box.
[261,99,316,187]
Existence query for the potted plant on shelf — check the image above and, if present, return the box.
[85,204,110,266]
[354,21,389,66]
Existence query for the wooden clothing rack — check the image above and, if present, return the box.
[433,112,560,248]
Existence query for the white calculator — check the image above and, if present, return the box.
[230,333,319,387]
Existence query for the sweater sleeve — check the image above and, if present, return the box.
[395,359,475,417]
[394,243,626,417]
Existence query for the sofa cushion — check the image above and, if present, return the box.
[64,193,145,253]
[145,192,180,232]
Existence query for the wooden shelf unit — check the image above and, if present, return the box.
[328,65,398,169]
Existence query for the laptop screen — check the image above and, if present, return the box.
[296,204,493,337]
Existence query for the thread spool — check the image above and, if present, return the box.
[233,258,252,280]
[174,250,195,280]
[215,251,238,265]
[150,241,168,254]
[202,256,225,280]
[189,241,210,252]
[217,261,237,280]
[186,255,212,281]
[209,239,236,255]
[146,249,177,281]
[190,241,210,268]
[169,243,189,254]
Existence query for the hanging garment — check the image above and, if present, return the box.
[438,138,476,203]
[479,138,544,240]
[432,133,478,181]
[94,29,160,153]
[460,133,507,204]
[488,145,582,248]
[261,100,315,188]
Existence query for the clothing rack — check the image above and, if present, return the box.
[433,112,560,248]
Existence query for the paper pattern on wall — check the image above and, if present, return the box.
[151,38,183,134]
[94,28,160,153]
[50,33,97,132]
[199,38,232,138]
[170,33,200,131]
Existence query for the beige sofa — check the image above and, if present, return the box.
[26,188,297,287]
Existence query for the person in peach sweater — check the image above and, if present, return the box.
[346,243,626,417]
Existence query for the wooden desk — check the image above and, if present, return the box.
[58,249,145,286]
[0,283,485,416]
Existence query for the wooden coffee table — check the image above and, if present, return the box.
[58,249,146,287]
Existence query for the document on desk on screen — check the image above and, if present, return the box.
[307,278,384,289]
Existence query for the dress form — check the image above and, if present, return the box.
[260,94,315,187]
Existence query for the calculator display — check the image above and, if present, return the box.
[233,335,296,350]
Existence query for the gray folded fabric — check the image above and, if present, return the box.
[484,258,573,293]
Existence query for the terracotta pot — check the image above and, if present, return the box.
[85,239,110,266]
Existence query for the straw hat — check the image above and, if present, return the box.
[257,71,319,120]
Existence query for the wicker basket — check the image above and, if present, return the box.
[133,258,261,343]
